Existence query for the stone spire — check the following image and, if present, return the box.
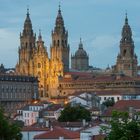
[22,8,34,36]
[121,12,133,44]
[54,3,65,33]
[36,29,47,55]
[19,8,36,66]
[37,29,44,47]
[51,3,69,72]
[38,29,42,41]
[115,13,138,77]
[79,38,83,49]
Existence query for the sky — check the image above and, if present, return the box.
[0,0,140,69]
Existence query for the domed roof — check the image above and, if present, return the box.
[75,39,88,58]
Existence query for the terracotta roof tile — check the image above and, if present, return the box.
[22,126,50,131]
[92,134,106,140]
[60,73,140,83]
[103,100,140,116]
[34,127,80,139]
[51,121,83,128]
[42,104,63,112]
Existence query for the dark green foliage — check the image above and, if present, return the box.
[58,105,91,122]
[0,108,22,140]
[102,98,115,108]
[102,110,140,140]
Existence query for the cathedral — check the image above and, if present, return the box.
[16,6,69,99]
[58,14,140,97]
[16,5,140,99]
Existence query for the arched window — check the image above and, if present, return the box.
[62,40,64,46]
[26,42,28,48]
[38,71,41,78]
[123,49,126,56]
[30,42,32,47]
[57,40,59,46]
[40,90,43,97]
[53,40,56,46]
[38,63,41,68]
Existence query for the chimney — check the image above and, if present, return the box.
[82,119,86,127]
[46,120,49,128]
[80,131,92,140]
[59,136,64,140]
[50,126,53,131]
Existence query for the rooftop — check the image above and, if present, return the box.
[103,100,140,116]
[0,74,38,82]
[34,126,80,139]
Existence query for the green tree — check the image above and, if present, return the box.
[101,110,140,140]
[0,108,22,140]
[102,98,115,108]
[58,105,91,122]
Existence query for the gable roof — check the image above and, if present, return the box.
[34,127,80,139]
[42,104,63,112]
[22,126,50,132]
[103,100,140,116]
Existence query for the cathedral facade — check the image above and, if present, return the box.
[16,7,69,99]
[16,6,139,99]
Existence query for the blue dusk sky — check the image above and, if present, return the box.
[0,0,140,68]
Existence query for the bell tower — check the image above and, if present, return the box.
[50,4,70,72]
[17,8,36,75]
[116,13,138,77]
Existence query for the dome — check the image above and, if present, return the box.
[75,48,88,58]
[75,39,88,58]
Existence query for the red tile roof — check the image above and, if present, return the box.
[95,90,123,96]
[60,73,140,83]
[92,134,106,140]
[103,100,140,116]
[34,127,80,139]
[51,121,83,128]
[43,104,63,112]
[69,90,124,97]
[113,100,140,109]
[22,126,50,131]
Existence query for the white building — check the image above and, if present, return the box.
[68,92,100,109]
[95,91,122,104]
[21,126,50,140]
[80,123,108,140]
[15,102,49,126]
[41,104,64,120]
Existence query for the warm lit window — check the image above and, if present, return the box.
[38,63,41,68]
[38,71,41,78]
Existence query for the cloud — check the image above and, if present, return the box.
[92,35,120,49]
[87,35,120,68]
[0,28,18,68]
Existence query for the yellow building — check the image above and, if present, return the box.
[16,6,69,99]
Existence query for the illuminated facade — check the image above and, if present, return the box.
[16,7,139,100]
[16,7,69,99]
